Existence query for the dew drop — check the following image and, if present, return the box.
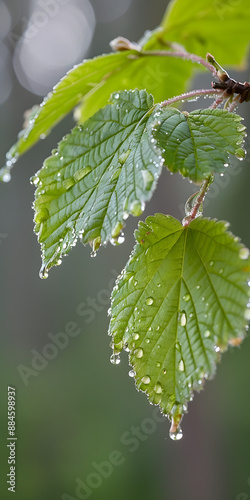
[31,175,40,186]
[39,267,48,279]
[214,346,220,353]
[169,425,183,441]
[179,311,187,327]
[141,375,150,384]
[239,247,249,260]
[244,309,250,321]
[184,192,203,218]
[209,261,214,266]
[110,353,121,365]
[129,369,136,377]
[134,348,143,358]
[130,200,145,217]
[133,333,139,340]
[3,172,11,183]
[156,362,161,368]
[154,382,162,394]
[146,297,154,306]
[196,285,200,289]
[73,166,92,182]
[118,149,131,165]
[183,293,190,302]
[204,330,210,338]
[141,169,154,191]
[114,93,120,99]
[111,221,123,239]
[178,360,185,372]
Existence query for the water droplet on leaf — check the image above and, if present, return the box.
[178,360,185,372]
[239,247,249,260]
[141,170,154,191]
[130,200,145,217]
[134,348,143,358]
[141,375,150,384]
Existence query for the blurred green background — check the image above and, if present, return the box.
[1,1,250,499]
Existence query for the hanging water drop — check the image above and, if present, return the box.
[129,370,136,377]
[130,200,145,217]
[110,353,121,365]
[3,172,11,183]
[39,266,49,279]
[184,192,203,218]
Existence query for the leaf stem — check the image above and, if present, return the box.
[161,88,220,107]
[141,49,216,75]
[183,176,212,227]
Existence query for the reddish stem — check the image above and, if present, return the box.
[183,177,212,227]
[161,88,220,107]
[141,49,216,75]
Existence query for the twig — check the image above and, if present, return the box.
[161,88,220,107]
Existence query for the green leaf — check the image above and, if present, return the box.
[152,108,246,182]
[1,50,192,181]
[33,90,164,276]
[109,214,250,438]
[159,0,250,66]
[2,52,129,169]
[75,54,191,123]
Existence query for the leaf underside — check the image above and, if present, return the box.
[109,214,250,425]
[33,90,163,276]
[153,107,246,182]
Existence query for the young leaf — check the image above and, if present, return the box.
[75,55,191,124]
[33,90,163,277]
[1,52,129,172]
[153,108,246,182]
[109,214,250,437]
[1,51,192,180]
[160,0,250,66]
